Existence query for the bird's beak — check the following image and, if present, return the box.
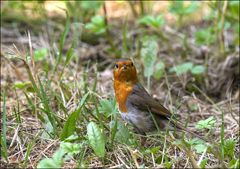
[121,65,127,72]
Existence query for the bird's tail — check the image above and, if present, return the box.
[173,121,209,142]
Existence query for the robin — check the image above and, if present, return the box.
[113,58,205,140]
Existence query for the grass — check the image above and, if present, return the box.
[1,1,239,168]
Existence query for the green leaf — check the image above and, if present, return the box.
[37,158,62,168]
[145,147,161,154]
[187,138,207,154]
[110,121,131,145]
[138,15,165,28]
[34,48,48,61]
[60,92,89,140]
[190,104,198,111]
[229,158,239,168]
[194,144,208,154]
[153,61,165,80]
[191,65,205,75]
[196,116,216,130]
[200,159,208,169]
[169,1,184,15]
[187,138,205,145]
[99,99,117,117]
[60,110,79,140]
[184,2,199,14]
[37,149,65,168]
[169,62,193,75]
[60,142,82,156]
[194,27,216,45]
[140,36,158,77]
[52,148,66,164]
[14,81,31,89]
[227,1,240,21]
[85,15,106,34]
[224,139,236,158]
[87,122,105,157]
[81,1,103,10]
[169,1,199,15]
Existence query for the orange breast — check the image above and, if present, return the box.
[114,80,134,113]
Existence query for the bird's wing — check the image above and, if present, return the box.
[127,83,172,118]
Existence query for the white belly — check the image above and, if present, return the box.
[120,109,155,133]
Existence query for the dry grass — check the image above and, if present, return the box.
[1,1,239,168]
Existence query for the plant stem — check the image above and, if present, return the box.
[218,0,228,55]
[103,2,117,55]
[128,1,138,18]
[139,0,145,16]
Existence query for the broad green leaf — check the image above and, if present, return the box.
[87,122,105,157]
[60,142,82,156]
[169,62,193,75]
[110,121,131,145]
[37,149,65,168]
[194,144,208,154]
[60,92,89,140]
[153,61,165,80]
[187,138,205,145]
[99,99,117,117]
[60,110,79,140]
[138,15,165,28]
[85,15,106,34]
[140,36,158,77]
[228,1,239,21]
[52,148,65,164]
[34,48,48,61]
[191,65,205,75]
[196,116,216,130]
[187,138,207,154]
[37,158,62,168]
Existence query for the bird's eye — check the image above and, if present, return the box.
[131,62,134,66]
[114,64,119,69]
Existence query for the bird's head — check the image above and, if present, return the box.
[113,58,137,84]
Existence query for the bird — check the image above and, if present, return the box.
[113,58,206,141]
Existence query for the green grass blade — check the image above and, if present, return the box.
[54,11,70,72]
[23,132,40,167]
[37,76,58,136]
[1,92,8,162]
